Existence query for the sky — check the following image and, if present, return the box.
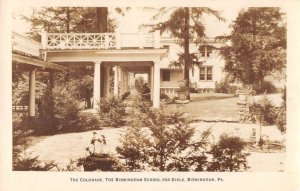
[12,6,243,38]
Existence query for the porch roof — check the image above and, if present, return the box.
[13,53,69,71]
[45,48,168,63]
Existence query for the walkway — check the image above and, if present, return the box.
[26,122,285,171]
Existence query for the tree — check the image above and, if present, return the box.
[22,7,117,40]
[221,8,286,89]
[153,8,224,99]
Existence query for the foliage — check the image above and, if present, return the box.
[177,79,189,93]
[252,80,277,95]
[13,129,56,171]
[221,8,286,89]
[208,134,249,172]
[276,87,286,133]
[256,95,278,125]
[215,80,237,94]
[118,99,212,171]
[116,126,150,171]
[32,86,100,134]
[22,7,117,40]
[98,95,126,127]
[77,113,101,131]
[12,78,47,108]
[55,66,95,109]
[67,75,94,109]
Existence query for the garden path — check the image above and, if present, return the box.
[26,122,285,171]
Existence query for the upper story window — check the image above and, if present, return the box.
[162,69,170,81]
[199,45,213,58]
[199,66,213,81]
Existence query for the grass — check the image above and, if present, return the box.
[165,93,239,121]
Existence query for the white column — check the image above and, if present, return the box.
[150,67,154,100]
[105,66,110,96]
[93,61,101,109]
[113,66,119,97]
[29,69,36,117]
[153,62,160,108]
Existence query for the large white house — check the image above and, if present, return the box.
[12,29,227,115]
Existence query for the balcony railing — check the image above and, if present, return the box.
[42,30,161,50]
[12,32,42,57]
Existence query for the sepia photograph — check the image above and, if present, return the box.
[1,1,300,190]
[11,6,287,172]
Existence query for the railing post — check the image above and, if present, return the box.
[41,30,47,49]
[154,30,160,49]
[138,32,144,49]
[116,31,121,49]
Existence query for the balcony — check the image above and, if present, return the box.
[41,30,161,50]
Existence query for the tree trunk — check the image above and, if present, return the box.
[183,8,190,100]
[66,7,70,33]
[96,7,108,32]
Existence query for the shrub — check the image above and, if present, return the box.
[35,86,82,134]
[276,87,286,133]
[98,95,126,127]
[253,80,277,95]
[160,93,173,104]
[77,113,101,131]
[215,80,237,94]
[13,129,56,171]
[26,86,99,135]
[118,99,211,171]
[116,126,150,171]
[208,134,249,172]
[256,95,278,125]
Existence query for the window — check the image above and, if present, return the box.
[207,46,212,57]
[162,70,170,81]
[199,45,213,57]
[199,66,213,81]
[199,46,206,57]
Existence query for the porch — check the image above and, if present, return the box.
[42,31,168,108]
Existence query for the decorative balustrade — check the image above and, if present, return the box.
[42,30,161,50]
[12,32,42,57]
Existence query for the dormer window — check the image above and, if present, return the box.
[199,45,213,58]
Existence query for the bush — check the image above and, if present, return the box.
[276,87,286,133]
[35,86,82,134]
[215,80,237,94]
[13,129,56,171]
[208,134,249,172]
[98,96,126,127]
[116,126,150,171]
[160,93,173,104]
[256,95,278,125]
[25,86,99,135]
[253,81,277,95]
[77,113,101,131]
[118,99,211,171]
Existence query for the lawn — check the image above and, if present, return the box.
[165,93,239,122]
